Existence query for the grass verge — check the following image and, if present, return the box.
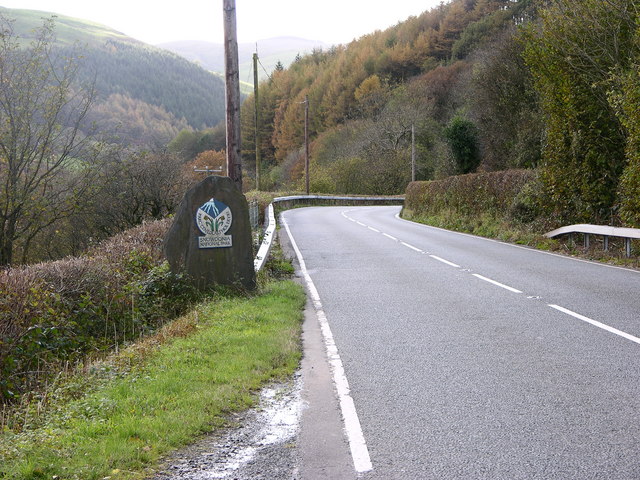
[402,209,552,247]
[402,209,640,268]
[0,279,306,480]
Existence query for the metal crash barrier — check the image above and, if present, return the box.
[253,195,404,271]
[545,224,640,258]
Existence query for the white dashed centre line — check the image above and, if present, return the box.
[400,242,422,253]
[344,210,640,350]
[473,274,522,293]
[549,304,640,345]
[429,255,460,268]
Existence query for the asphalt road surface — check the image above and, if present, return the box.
[283,206,640,480]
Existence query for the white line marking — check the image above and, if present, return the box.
[394,212,640,275]
[368,226,380,233]
[383,233,398,241]
[356,221,366,227]
[282,217,373,473]
[401,242,422,253]
[429,255,460,268]
[472,274,522,293]
[548,304,640,345]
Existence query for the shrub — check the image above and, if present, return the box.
[0,218,206,404]
[405,169,538,220]
[444,115,481,174]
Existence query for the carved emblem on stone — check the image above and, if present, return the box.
[195,198,233,248]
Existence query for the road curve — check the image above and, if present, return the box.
[285,206,640,480]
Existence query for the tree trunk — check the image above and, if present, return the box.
[0,227,14,266]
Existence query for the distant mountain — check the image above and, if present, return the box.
[1,7,227,147]
[158,37,329,83]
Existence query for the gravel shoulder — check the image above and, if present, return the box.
[151,376,303,480]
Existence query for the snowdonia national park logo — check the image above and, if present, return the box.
[195,198,233,248]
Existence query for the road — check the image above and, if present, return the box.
[282,205,640,480]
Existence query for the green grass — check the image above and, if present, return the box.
[403,209,548,246]
[0,280,306,480]
[1,6,137,47]
[402,209,640,268]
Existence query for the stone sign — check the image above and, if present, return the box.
[164,176,256,290]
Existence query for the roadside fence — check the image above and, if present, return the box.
[253,195,404,272]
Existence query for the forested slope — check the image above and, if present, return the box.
[242,0,640,230]
[2,7,226,147]
[74,41,225,130]
[241,0,537,192]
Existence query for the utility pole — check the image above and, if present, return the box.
[304,94,310,195]
[411,123,416,182]
[253,51,261,191]
[223,0,242,190]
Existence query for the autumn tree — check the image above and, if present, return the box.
[87,93,190,148]
[244,0,523,191]
[354,75,390,117]
[0,17,98,265]
[187,149,227,180]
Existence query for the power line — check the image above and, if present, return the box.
[257,57,272,81]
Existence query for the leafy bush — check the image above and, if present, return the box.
[613,64,640,227]
[0,218,207,404]
[444,115,481,174]
[522,0,631,224]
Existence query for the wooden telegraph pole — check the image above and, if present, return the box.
[253,52,261,191]
[304,95,310,195]
[223,0,242,190]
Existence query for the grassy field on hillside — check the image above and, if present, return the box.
[1,7,136,46]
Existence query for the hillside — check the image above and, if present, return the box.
[0,6,136,46]
[240,0,535,192]
[159,36,329,83]
[242,0,640,229]
[0,7,227,147]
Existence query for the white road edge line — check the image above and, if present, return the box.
[401,241,422,253]
[429,255,460,268]
[394,212,640,275]
[282,217,373,474]
[472,274,522,293]
[548,304,640,345]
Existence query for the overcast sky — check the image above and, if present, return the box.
[1,0,446,45]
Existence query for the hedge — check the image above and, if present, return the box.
[0,219,202,404]
[404,169,539,222]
